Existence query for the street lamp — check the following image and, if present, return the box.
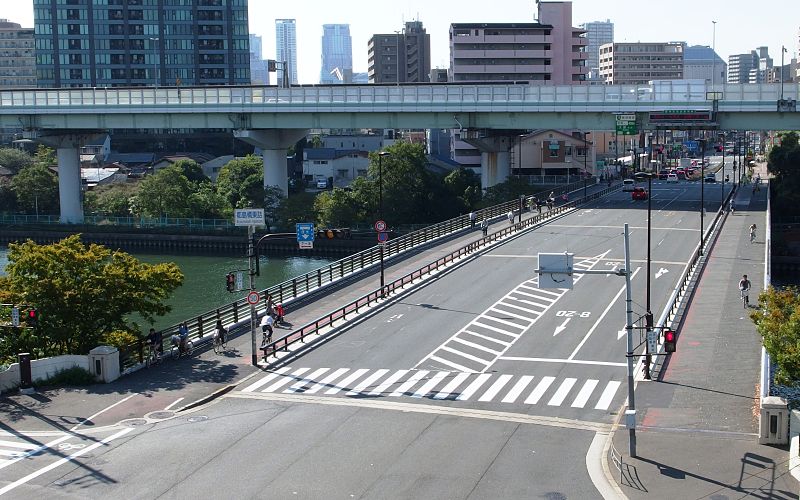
[583,132,591,198]
[634,171,654,380]
[378,151,391,295]
[711,21,717,87]
[719,131,726,206]
[699,139,706,255]
[149,37,159,88]
[781,45,787,100]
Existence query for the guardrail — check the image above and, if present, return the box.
[257,184,619,362]
[761,182,771,399]
[609,442,625,485]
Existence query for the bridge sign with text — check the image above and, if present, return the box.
[234,208,265,227]
[615,114,637,135]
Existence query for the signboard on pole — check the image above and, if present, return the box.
[536,253,574,289]
[296,223,314,250]
[615,114,637,135]
[234,208,265,227]
[374,220,387,232]
[646,330,658,353]
[246,291,260,305]
[11,307,19,327]
[377,232,389,244]
[235,271,244,292]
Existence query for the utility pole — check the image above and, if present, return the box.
[248,225,257,366]
[623,223,637,457]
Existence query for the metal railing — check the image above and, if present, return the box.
[609,442,625,485]
[120,180,613,369]
[0,213,236,230]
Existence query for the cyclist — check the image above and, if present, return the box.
[214,320,226,346]
[260,313,274,344]
[749,223,757,243]
[147,328,162,361]
[178,322,190,354]
[738,274,752,307]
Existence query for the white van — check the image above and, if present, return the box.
[622,179,636,192]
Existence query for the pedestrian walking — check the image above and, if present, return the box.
[480,219,489,236]
[507,210,514,225]
[469,211,476,228]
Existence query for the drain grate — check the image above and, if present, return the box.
[148,411,175,420]
[119,418,148,427]
[187,415,208,423]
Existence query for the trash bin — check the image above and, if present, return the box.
[759,396,789,445]
[88,346,120,383]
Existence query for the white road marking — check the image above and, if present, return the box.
[497,357,626,367]
[285,368,331,393]
[0,440,39,450]
[525,376,555,405]
[367,369,410,396]
[0,436,71,471]
[324,368,369,395]
[410,371,450,398]
[304,368,350,394]
[553,317,571,336]
[594,381,622,410]
[501,376,534,403]
[241,366,292,392]
[264,368,309,393]
[451,337,503,355]
[570,380,600,408]
[478,374,514,402]
[547,378,577,406]
[432,372,471,400]
[390,370,430,397]
[440,346,492,366]
[455,373,492,401]
[163,398,184,411]
[0,427,134,496]
[70,392,139,432]
[472,321,521,337]
[346,369,390,396]
[655,268,669,279]
[463,330,511,347]
[427,355,476,373]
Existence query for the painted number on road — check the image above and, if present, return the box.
[556,310,591,318]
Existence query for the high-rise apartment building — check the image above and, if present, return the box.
[683,45,726,84]
[0,19,35,88]
[599,42,684,84]
[368,21,431,83]
[728,51,758,83]
[579,19,613,81]
[275,19,298,85]
[320,24,352,84]
[249,34,269,85]
[33,0,250,87]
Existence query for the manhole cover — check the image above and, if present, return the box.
[148,411,175,420]
[119,418,148,427]
[187,415,208,423]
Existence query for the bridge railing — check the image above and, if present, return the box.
[120,179,598,370]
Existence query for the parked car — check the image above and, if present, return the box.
[667,173,679,183]
[704,174,716,183]
[632,187,648,200]
[316,179,329,189]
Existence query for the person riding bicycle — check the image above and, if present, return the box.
[147,328,162,357]
[749,223,757,243]
[178,322,189,354]
[260,313,275,344]
[214,320,226,346]
[738,274,752,306]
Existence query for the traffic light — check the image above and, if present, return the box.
[663,329,676,353]
[225,273,235,293]
[27,308,38,328]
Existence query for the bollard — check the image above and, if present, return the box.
[18,352,35,394]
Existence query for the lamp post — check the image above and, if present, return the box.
[635,171,654,380]
[711,21,717,87]
[699,139,706,255]
[149,37,159,88]
[719,132,726,206]
[583,132,591,198]
[781,45,787,101]
[378,151,391,295]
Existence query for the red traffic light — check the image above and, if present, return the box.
[664,329,676,353]
[28,309,36,319]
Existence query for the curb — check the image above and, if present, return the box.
[177,384,237,412]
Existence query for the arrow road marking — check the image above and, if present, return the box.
[655,268,669,279]
[553,318,571,336]
[617,328,628,341]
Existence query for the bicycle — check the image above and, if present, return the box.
[213,331,227,354]
[145,344,161,368]
[750,231,756,244]
[170,335,194,358]
[740,289,750,308]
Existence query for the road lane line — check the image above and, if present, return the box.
[389,370,430,397]
[263,368,309,393]
[240,366,292,393]
[70,393,139,432]
[0,436,71,471]
[0,427,134,496]
[285,368,331,393]
[502,376,534,403]
[432,373,471,400]
[162,398,184,411]
[455,373,492,401]
[524,376,555,405]
[410,371,450,398]
[570,380,599,408]
[478,374,513,402]
[304,368,349,394]
[368,369,410,396]
[324,368,370,395]
[346,369,390,396]
[0,440,39,450]
[567,266,642,360]
[497,357,626,367]
[594,381,622,410]
[428,355,476,373]
[547,378,577,406]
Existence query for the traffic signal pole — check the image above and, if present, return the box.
[623,223,637,457]
[248,225,257,366]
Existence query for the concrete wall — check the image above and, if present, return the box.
[0,355,89,392]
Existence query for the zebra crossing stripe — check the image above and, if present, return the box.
[478,374,513,402]
[547,378,577,406]
[304,368,350,394]
[367,369,409,396]
[346,369,390,396]
[489,306,537,322]
[0,440,38,450]
[263,368,309,393]
[390,370,430,397]
[462,330,511,347]
[594,381,622,410]
[525,376,555,404]
[427,355,474,373]
[501,375,534,403]
[410,371,450,398]
[482,313,529,329]
[456,373,492,401]
[241,366,292,393]
[472,321,521,337]
[432,372,471,400]
[450,337,503,355]
[324,368,370,395]
[284,368,330,393]
[570,379,599,408]
[440,346,492,366]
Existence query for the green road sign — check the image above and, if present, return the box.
[615,114,637,135]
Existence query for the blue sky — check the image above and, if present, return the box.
[6,0,798,84]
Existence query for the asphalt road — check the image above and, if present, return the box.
[0,179,733,499]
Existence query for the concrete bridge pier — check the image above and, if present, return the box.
[233,129,308,193]
[463,135,514,190]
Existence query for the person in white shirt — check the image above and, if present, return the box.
[260,313,275,344]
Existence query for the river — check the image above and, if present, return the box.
[0,246,331,332]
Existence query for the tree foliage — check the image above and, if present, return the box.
[84,183,139,217]
[0,235,183,361]
[768,131,800,215]
[216,155,264,208]
[171,159,209,185]
[0,176,17,212]
[132,165,194,217]
[751,286,800,386]
[11,163,59,214]
[0,148,34,174]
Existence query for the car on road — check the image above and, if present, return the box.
[667,173,679,183]
[631,187,648,200]
[622,179,636,192]
[658,170,670,180]
[704,174,716,183]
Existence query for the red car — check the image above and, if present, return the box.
[632,187,648,200]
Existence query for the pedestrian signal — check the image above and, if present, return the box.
[27,308,38,328]
[225,273,235,292]
[664,329,676,353]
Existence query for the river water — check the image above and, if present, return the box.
[0,246,331,332]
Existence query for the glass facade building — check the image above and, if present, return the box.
[33,0,250,88]
[275,19,298,85]
[320,24,352,84]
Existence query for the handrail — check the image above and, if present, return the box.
[761,181,771,399]
[609,441,624,485]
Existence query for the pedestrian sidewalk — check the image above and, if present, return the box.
[609,180,798,498]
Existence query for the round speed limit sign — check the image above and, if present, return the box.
[246,291,260,305]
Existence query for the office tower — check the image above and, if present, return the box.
[599,42,685,84]
[33,0,250,87]
[683,45,726,84]
[368,21,431,83]
[580,20,613,81]
[320,24,352,84]
[0,19,35,88]
[275,19,298,85]
[728,51,758,83]
[250,34,269,85]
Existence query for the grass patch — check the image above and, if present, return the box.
[34,366,96,388]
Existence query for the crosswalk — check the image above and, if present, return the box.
[240,367,622,412]
[415,252,609,373]
[0,434,70,470]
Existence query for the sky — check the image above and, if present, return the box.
[4,0,798,84]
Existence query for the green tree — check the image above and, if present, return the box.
[751,286,800,386]
[0,176,17,212]
[33,145,56,168]
[0,235,183,360]
[264,185,285,228]
[314,185,367,227]
[85,183,139,217]
[133,165,194,217]
[216,155,264,208]
[171,159,209,185]
[0,148,34,174]
[480,177,532,207]
[444,167,482,211]
[11,163,59,214]
[767,132,800,216]
[310,136,323,148]
[188,182,228,219]
[279,191,318,229]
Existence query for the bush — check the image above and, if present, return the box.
[102,330,139,350]
[34,366,95,388]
